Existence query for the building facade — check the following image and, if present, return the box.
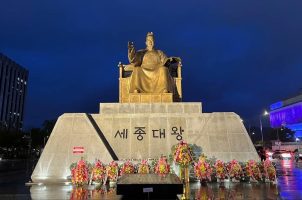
[0,53,28,131]
[269,93,302,138]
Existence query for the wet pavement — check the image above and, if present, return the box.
[0,159,301,199]
[276,161,302,199]
[0,159,36,196]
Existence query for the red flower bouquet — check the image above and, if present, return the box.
[172,141,194,167]
[263,159,276,181]
[71,159,90,186]
[214,160,226,181]
[226,159,242,181]
[120,160,135,176]
[137,159,150,174]
[245,160,262,181]
[154,156,170,176]
[92,160,106,184]
[194,156,213,182]
[106,161,119,181]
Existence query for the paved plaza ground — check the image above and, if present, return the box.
[0,159,301,199]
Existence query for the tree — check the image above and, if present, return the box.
[29,119,56,148]
[0,129,24,147]
[267,127,295,142]
[41,119,56,135]
[278,127,295,142]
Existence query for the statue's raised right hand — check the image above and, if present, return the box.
[128,41,134,50]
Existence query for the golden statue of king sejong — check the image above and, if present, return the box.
[119,32,182,103]
[128,32,173,93]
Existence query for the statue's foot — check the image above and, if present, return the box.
[163,89,168,93]
[134,89,139,93]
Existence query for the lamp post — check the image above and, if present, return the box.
[260,110,269,147]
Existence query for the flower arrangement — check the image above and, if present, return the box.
[263,160,276,181]
[137,159,150,174]
[172,141,194,167]
[214,160,226,181]
[120,160,135,176]
[194,155,213,182]
[227,159,243,180]
[154,156,170,176]
[106,161,119,182]
[245,160,262,181]
[91,160,106,184]
[68,155,277,185]
[71,158,90,186]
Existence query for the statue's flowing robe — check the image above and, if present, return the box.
[128,49,173,93]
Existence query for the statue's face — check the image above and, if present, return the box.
[146,36,154,50]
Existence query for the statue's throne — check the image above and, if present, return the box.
[118,57,182,103]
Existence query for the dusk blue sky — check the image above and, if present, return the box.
[1,0,302,129]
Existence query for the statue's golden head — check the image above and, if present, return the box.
[146,32,154,39]
[146,32,154,50]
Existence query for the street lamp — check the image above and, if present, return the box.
[260,110,269,146]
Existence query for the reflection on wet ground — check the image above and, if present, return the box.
[27,181,280,200]
[0,159,36,196]
[190,182,279,199]
[24,180,285,200]
[277,161,302,200]
[30,184,118,200]
[0,160,302,199]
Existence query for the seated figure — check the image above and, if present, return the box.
[127,32,173,93]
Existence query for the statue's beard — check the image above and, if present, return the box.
[146,45,154,51]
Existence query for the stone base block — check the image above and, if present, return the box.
[128,93,173,103]
[31,102,259,183]
[99,102,202,114]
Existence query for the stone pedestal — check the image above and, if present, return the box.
[129,93,173,103]
[31,102,259,183]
